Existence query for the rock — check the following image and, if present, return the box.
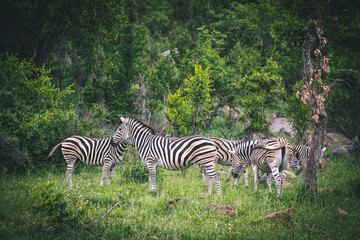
[238,132,269,141]
[282,181,293,189]
[206,203,237,217]
[216,105,239,119]
[324,132,352,147]
[286,172,296,179]
[266,207,296,221]
[333,208,348,218]
[328,145,350,158]
[269,118,294,136]
[270,113,277,119]
[166,198,190,210]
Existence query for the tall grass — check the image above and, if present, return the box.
[1,155,360,239]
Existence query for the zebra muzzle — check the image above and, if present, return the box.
[232,171,239,179]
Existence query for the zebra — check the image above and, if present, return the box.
[111,115,221,196]
[229,137,295,197]
[292,145,326,173]
[209,137,263,187]
[48,136,128,187]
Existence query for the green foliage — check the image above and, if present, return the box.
[285,80,311,143]
[119,158,164,184]
[0,55,115,171]
[28,181,68,223]
[167,65,214,136]
[326,69,360,139]
[236,58,285,132]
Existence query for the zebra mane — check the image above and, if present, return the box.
[122,115,156,135]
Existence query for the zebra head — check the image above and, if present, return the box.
[228,148,248,179]
[290,153,300,173]
[111,115,130,145]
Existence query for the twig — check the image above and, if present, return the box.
[96,201,122,223]
[289,211,295,240]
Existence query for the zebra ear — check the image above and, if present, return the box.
[118,115,128,124]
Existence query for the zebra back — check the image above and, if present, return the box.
[61,136,127,166]
[251,137,293,173]
[209,137,242,166]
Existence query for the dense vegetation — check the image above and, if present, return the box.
[1,155,360,239]
[1,0,359,172]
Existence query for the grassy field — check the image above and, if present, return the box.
[1,155,360,240]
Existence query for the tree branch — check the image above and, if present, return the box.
[159,116,177,136]
[96,201,122,223]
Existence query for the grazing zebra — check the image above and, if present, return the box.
[229,137,295,197]
[111,116,221,196]
[48,136,128,187]
[209,137,263,187]
[292,145,326,173]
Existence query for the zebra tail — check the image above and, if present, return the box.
[48,142,62,158]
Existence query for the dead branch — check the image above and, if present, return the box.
[159,115,177,136]
[138,73,148,123]
[96,201,122,223]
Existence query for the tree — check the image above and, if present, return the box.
[285,81,311,143]
[296,0,349,195]
[167,65,213,136]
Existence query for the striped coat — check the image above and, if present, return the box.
[48,136,128,187]
[230,137,294,197]
[209,137,263,187]
[292,145,326,173]
[111,116,221,196]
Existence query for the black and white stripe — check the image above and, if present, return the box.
[209,137,262,187]
[111,116,221,196]
[48,136,128,187]
[292,145,326,173]
[230,137,294,197]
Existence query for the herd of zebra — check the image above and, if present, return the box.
[48,115,326,197]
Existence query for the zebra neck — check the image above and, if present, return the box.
[131,129,154,159]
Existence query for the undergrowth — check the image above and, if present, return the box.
[0,156,359,239]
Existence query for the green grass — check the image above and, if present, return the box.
[1,156,360,240]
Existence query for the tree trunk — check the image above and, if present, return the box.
[305,108,327,195]
[139,73,148,123]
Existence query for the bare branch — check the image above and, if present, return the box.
[96,201,122,223]
[220,128,228,139]
[159,116,177,136]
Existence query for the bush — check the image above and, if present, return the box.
[28,181,68,223]
[119,151,164,184]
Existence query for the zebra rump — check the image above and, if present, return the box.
[48,136,128,187]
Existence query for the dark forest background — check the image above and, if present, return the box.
[1,0,359,171]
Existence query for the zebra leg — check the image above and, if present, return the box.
[100,161,112,186]
[147,162,157,191]
[252,165,259,192]
[107,163,118,186]
[66,159,76,188]
[226,166,232,182]
[279,170,287,197]
[203,167,221,196]
[270,168,282,197]
[266,173,272,193]
[233,170,242,187]
[244,168,249,187]
[202,169,207,185]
